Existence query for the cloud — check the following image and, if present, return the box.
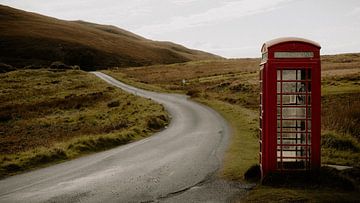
[348,6,360,19]
[136,0,292,35]
[172,0,199,5]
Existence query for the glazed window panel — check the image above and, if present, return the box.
[282,69,308,81]
[277,120,281,129]
[281,120,306,132]
[279,133,307,144]
[282,82,306,93]
[281,107,306,119]
[277,82,281,93]
[282,70,299,80]
[277,95,281,104]
[281,159,308,170]
[277,70,281,80]
[281,95,308,105]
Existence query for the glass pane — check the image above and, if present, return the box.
[282,159,307,169]
[277,95,281,104]
[282,82,305,93]
[277,82,281,93]
[277,70,281,80]
[282,107,306,119]
[307,70,312,80]
[282,95,306,105]
[282,70,307,80]
[308,82,312,92]
[282,120,305,132]
[277,147,282,157]
[280,133,306,144]
[297,94,306,104]
[283,70,298,80]
[307,133,311,144]
[277,133,281,144]
[301,70,306,80]
[283,145,307,153]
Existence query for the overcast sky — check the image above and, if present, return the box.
[1,0,360,58]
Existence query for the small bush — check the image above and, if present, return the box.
[23,65,42,69]
[0,63,16,73]
[49,61,72,70]
[107,100,120,108]
[146,115,168,130]
[186,89,200,97]
[322,132,360,152]
[244,164,261,182]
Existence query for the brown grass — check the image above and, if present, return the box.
[0,5,219,70]
[0,69,168,177]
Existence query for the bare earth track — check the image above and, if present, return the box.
[0,72,248,202]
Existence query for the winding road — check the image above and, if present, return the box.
[0,72,247,202]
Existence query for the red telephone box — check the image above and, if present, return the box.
[259,37,321,178]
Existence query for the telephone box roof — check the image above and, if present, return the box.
[261,37,321,52]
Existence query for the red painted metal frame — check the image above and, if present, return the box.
[259,38,321,178]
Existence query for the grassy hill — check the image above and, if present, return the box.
[0,5,220,71]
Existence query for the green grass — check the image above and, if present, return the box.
[321,131,360,167]
[0,69,169,178]
[322,75,360,95]
[195,99,258,181]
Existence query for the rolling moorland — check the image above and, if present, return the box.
[105,53,360,202]
[0,5,220,71]
[1,4,359,202]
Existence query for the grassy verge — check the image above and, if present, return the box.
[0,69,169,178]
[195,99,258,181]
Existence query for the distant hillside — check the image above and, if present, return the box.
[0,5,220,70]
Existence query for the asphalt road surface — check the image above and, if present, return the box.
[0,72,248,202]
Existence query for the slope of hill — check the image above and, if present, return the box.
[0,5,220,70]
